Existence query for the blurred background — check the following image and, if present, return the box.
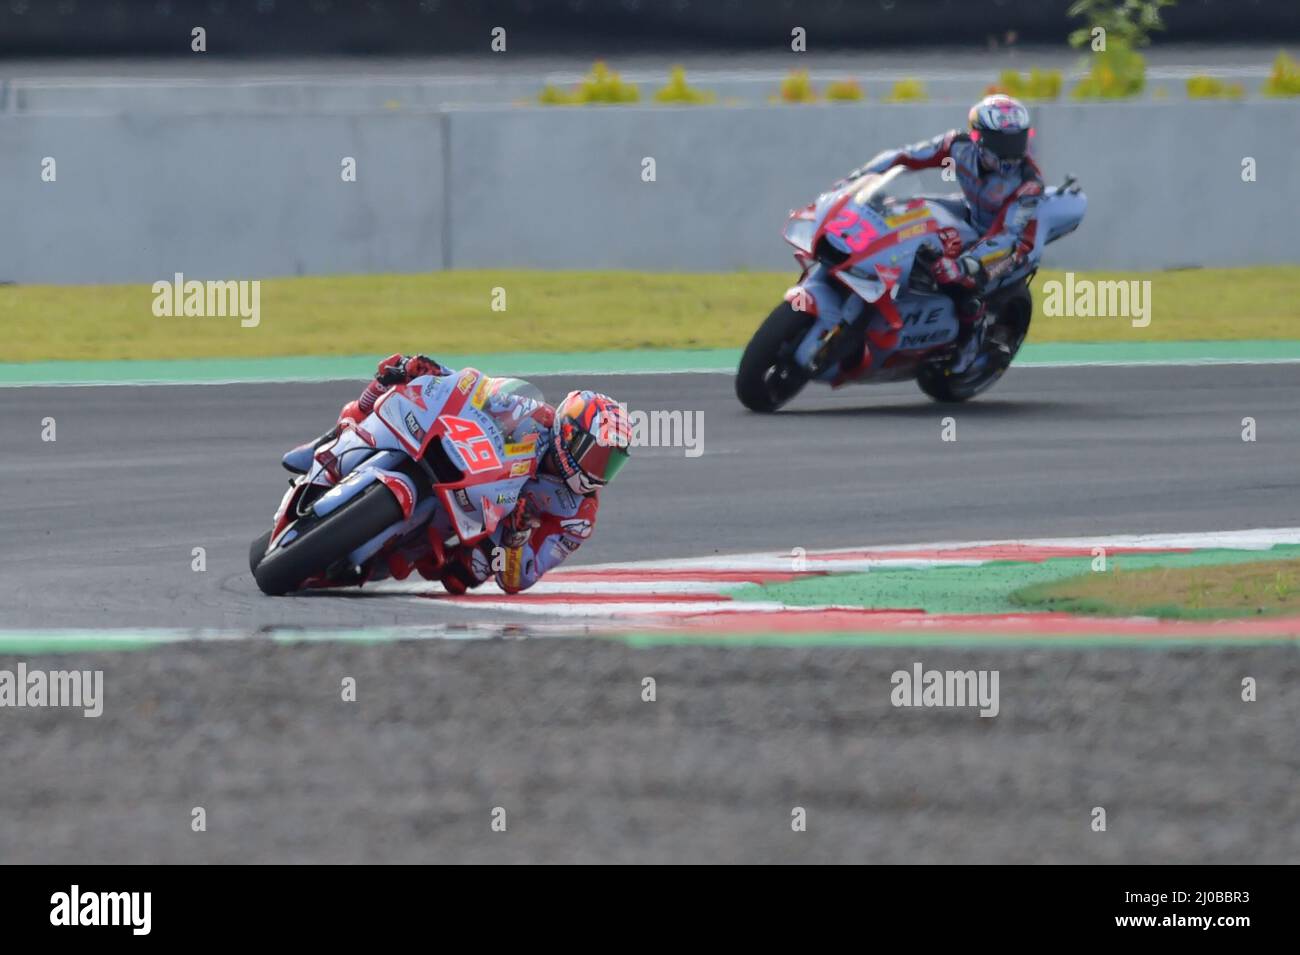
[2,0,1298,55]
[2,0,1297,292]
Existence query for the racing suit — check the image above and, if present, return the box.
[435,369,600,596]
[843,131,1045,369]
[284,353,599,595]
[852,130,1045,292]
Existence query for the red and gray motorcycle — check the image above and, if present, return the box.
[736,166,1086,411]
[249,369,542,595]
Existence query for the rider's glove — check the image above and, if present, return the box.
[930,254,982,289]
[375,353,407,385]
[936,226,965,259]
[402,354,443,380]
[376,353,443,386]
[500,493,542,549]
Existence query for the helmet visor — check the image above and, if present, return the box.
[568,430,630,486]
[980,127,1028,160]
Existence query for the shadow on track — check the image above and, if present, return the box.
[771,399,1079,419]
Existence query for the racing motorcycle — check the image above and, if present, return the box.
[249,369,542,595]
[735,166,1086,411]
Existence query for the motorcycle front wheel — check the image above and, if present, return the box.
[735,301,814,413]
[253,483,405,595]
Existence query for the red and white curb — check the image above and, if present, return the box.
[369,527,1300,636]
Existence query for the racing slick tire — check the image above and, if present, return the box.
[736,300,814,413]
[253,483,405,596]
[917,284,1033,403]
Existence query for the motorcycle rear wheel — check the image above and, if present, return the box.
[916,285,1032,403]
[736,300,814,413]
[253,483,405,596]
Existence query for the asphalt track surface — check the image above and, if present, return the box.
[1,364,1298,862]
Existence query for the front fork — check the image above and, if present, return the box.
[787,265,865,378]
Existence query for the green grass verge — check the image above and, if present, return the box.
[3,266,1299,363]
[1008,557,1300,619]
[726,545,1300,618]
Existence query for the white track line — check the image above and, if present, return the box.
[571,528,1300,573]
[360,528,1300,622]
[374,578,735,596]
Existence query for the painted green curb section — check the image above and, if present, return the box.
[0,630,219,654]
[0,349,740,386]
[3,629,1292,655]
[3,341,1300,386]
[0,636,180,654]
[1017,340,1300,365]
[725,544,1300,617]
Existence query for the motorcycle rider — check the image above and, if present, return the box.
[281,353,630,595]
[841,94,1044,373]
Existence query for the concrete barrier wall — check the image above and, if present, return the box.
[5,77,541,114]
[447,101,1300,272]
[0,110,446,284]
[2,101,1296,284]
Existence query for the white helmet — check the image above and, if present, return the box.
[968,94,1032,170]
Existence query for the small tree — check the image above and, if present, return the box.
[1068,0,1178,99]
[1067,0,1176,51]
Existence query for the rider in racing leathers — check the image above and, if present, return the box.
[281,354,630,594]
[839,94,1044,372]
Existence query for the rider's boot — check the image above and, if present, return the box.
[950,293,1012,374]
[281,400,367,475]
[281,426,339,474]
[948,295,987,374]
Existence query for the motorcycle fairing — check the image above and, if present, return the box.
[349,370,540,561]
[268,367,540,585]
[346,496,441,570]
[782,167,903,255]
[373,369,480,461]
[436,474,530,543]
[781,180,1087,384]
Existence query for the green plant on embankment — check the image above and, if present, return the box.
[1186,75,1245,99]
[824,78,865,102]
[1262,51,1300,96]
[653,66,716,104]
[771,69,817,103]
[987,69,1062,101]
[538,61,640,105]
[882,78,927,103]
